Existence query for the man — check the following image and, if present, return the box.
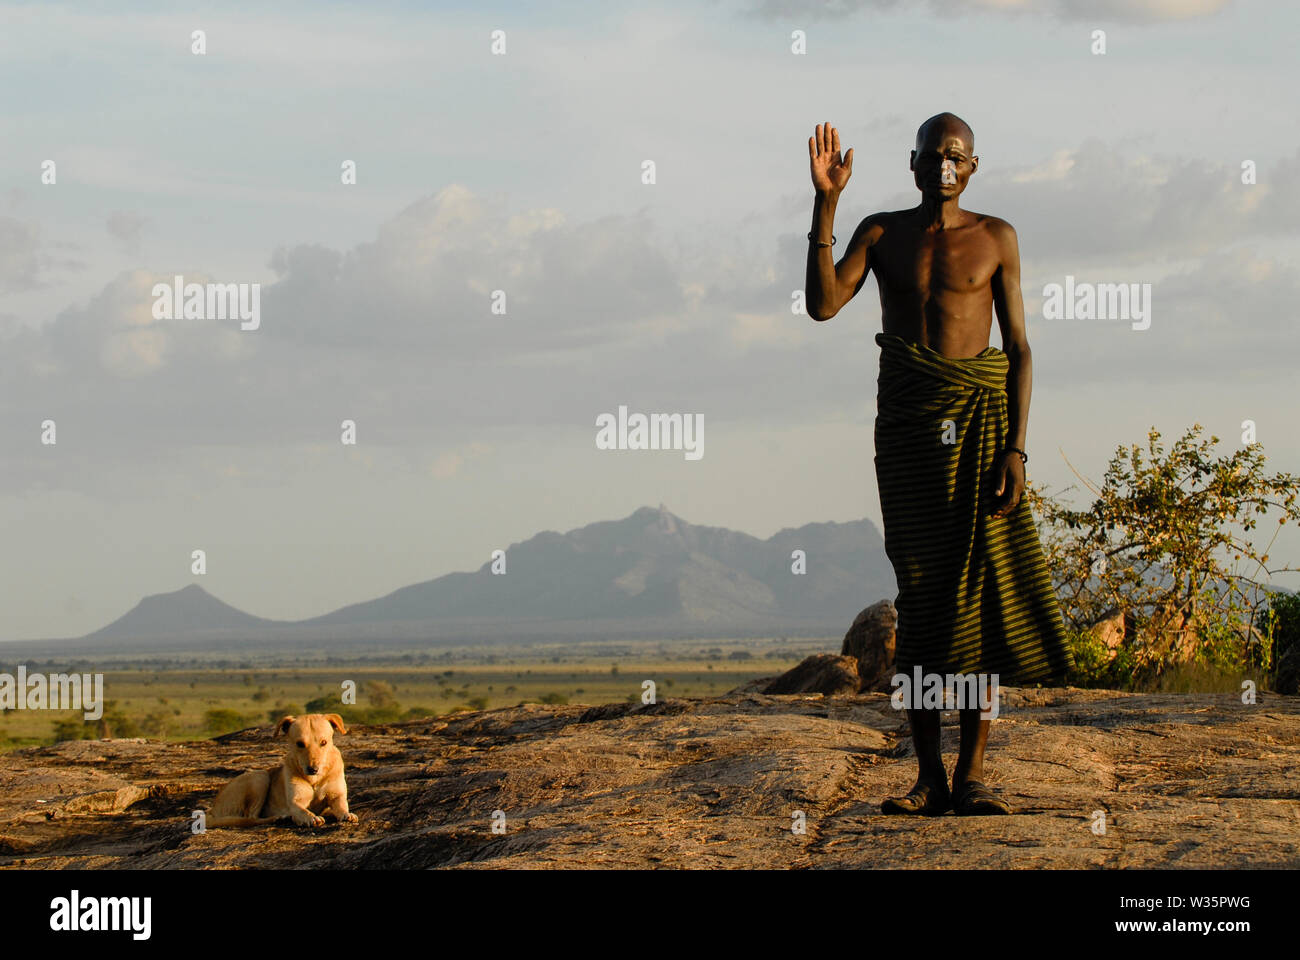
[804,113,1074,816]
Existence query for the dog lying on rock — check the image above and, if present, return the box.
[207,713,358,828]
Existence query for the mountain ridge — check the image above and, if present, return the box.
[51,505,894,645]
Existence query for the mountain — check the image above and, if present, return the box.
[63,505,894,645]
[80,583,284,641]
[301,504,894,629]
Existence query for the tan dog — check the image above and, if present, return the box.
[207,714,358,828]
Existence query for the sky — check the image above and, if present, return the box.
[2,0,1298,640]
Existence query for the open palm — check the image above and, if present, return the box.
[809,121,854,195]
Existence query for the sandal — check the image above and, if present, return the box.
[952,779,1012,816]
[881,781,951,816]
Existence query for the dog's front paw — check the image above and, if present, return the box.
[343,812,358,823]
[294,811,326,828]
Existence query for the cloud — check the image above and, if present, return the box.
[875,141,1300,264]
[260,184,684,354]
[744,0,1234,23]
[0,216,43,292]
[1024,244,1300,382]
[429,441,492,480]
[0,186,700,492]
[0,159,1291,496]
[105,211,148,255]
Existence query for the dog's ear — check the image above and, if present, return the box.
[325,714,347,735]
[275,716,295,737]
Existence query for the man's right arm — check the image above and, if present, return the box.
[806,199,878,322]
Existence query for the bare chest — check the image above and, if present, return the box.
[874,226,1000,298]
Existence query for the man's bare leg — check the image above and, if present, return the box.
[881,707,950,815]
[951,707,1012,815]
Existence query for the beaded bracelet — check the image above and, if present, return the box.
[1005,447,1028,463]
[807,231,835,247]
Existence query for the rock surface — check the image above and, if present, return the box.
[1,688,1297,869]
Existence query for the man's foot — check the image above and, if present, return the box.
[881,781,951,816]
[951,779,1012,815]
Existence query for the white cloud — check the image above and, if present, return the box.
[105,211,148,254]
[0,216,43,292]
[429,442,492,480]
[2,141,1294,496]
[744,0,1234,22]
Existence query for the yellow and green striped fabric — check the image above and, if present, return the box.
[873,333,1074,687]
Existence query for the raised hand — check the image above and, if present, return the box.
[809,121,854,196]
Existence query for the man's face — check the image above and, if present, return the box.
[910,126,977,201]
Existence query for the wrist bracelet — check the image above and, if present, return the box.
[807,231,835,247]
[1005,447,1028,463]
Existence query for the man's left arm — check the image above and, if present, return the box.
[990,219,1030,519]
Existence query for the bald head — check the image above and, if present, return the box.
[910,112,978,200]
[915,112,974,154]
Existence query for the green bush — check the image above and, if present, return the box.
[1065,628,1137,691]
[1263,589,1300,668]
[204,708,253,735]
[1031,424,1300,681]
[140,710,171,738]
[355,704,404,724]
[266,703,304,724]
[365,680,397,709]
[53,717,94,742]
[52,701,141,741]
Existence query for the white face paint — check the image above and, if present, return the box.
[940,159,957,184]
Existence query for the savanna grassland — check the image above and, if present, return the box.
[0,636,826,751]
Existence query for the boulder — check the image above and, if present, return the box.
[1087,607,1135,652]
[762,654,860,696]
[841,599,897,691]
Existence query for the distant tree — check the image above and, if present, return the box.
[267,703,303,725]
[140,711,170,738]
[366,681,397,709]
[53,718,92,742]
[204,709,250,736]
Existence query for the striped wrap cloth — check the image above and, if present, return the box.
[873,332,1074,687]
